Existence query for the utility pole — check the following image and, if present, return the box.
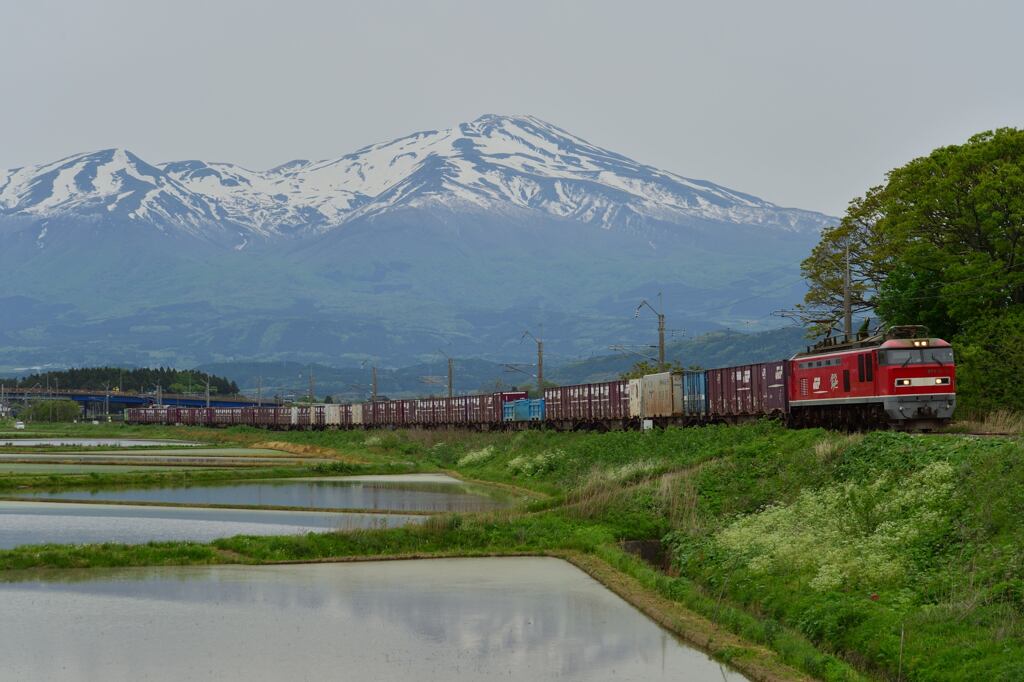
[635,295,666,370]
[308,366,315,403]
[371,366,378,401]
[257,376,263,407]
[843,240,853,340]
[538,339,543,395]
[522,329,544,395]
[447,357,454,399]
[658,313,665,368]
[204,378,210,408]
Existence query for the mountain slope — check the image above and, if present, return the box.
[3,115,830,237]
[0,115,834,369]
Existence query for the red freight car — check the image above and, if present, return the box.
[211,407,243,426]
[368,399,408,427]
[466,394,485,424]
[334,404,353,427]
[545,381,629,426]
[706,361,788,420]
[250,406,291,428]
[485,391,527,425]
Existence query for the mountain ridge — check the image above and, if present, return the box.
[0,115,834,368]
[1,114,832,242]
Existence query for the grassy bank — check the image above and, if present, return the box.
[2,421,1021,680]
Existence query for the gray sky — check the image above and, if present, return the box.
[2,0,1021,215]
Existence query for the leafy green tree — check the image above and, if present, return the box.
[952,308,1024,413]
[799,128,1024,340]
[797,187,895,336]
[21,399,81,422]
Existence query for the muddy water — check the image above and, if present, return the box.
[0,500,422,549]
[15,473,513,512]
[0,557,746,681]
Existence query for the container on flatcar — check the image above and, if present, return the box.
[351,403,365,426]
[640,372,678,418]
[628,379,643,418]
[250,406,286,428]
[706,361,788,419]
[367,400,405,427]
[323,404,342,428]
[452,395,469,426]
[545,380,628,422]
[504,398,545,422]
[680,371,707,416]
[488,391,527,423]
[529,398,545,421]
[465,395,484,423]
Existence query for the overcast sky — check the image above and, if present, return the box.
[2,0,1021,215]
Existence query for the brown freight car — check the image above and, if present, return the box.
[706,361,788,421]
[545,380,629,429]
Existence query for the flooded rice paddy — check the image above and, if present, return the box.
[0,501,422,548]
[0,463,210,474]
[0,449,327,467]
[0,438,199,447]
[0,557,745,681]
[14,473,514,512]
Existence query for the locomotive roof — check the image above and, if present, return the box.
[792,336,951,359]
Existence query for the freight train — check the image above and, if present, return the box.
[126,326,956,432]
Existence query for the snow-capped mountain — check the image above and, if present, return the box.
[1,115,832,240]
[0,115,836,369]
[0,148,222,235]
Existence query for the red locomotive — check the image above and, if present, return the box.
[788,325,956,430]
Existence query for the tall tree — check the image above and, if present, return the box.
[798,128,1024,340]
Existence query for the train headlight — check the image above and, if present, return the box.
[912,340,929,347]
[897,379,912,386]
[935,377,950,385]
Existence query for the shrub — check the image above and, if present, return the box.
[710,461,958,591]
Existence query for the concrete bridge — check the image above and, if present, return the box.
[0,386,278,418]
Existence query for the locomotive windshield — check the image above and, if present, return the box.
[878,348,954,366]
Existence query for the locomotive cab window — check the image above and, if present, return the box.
[878,348,954,366]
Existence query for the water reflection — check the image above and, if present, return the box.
[0,438,198,447]
[15,475,514,512]
[0,501,423,548]
[0,558,745,681]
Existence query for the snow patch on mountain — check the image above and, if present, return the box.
[1,115,835,239]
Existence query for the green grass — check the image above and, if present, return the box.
[2,420,1021,680]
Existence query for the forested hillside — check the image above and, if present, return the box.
[12,367,239,396]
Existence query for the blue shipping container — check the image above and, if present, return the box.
[682,371,708,415]
[504,398,546,422]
